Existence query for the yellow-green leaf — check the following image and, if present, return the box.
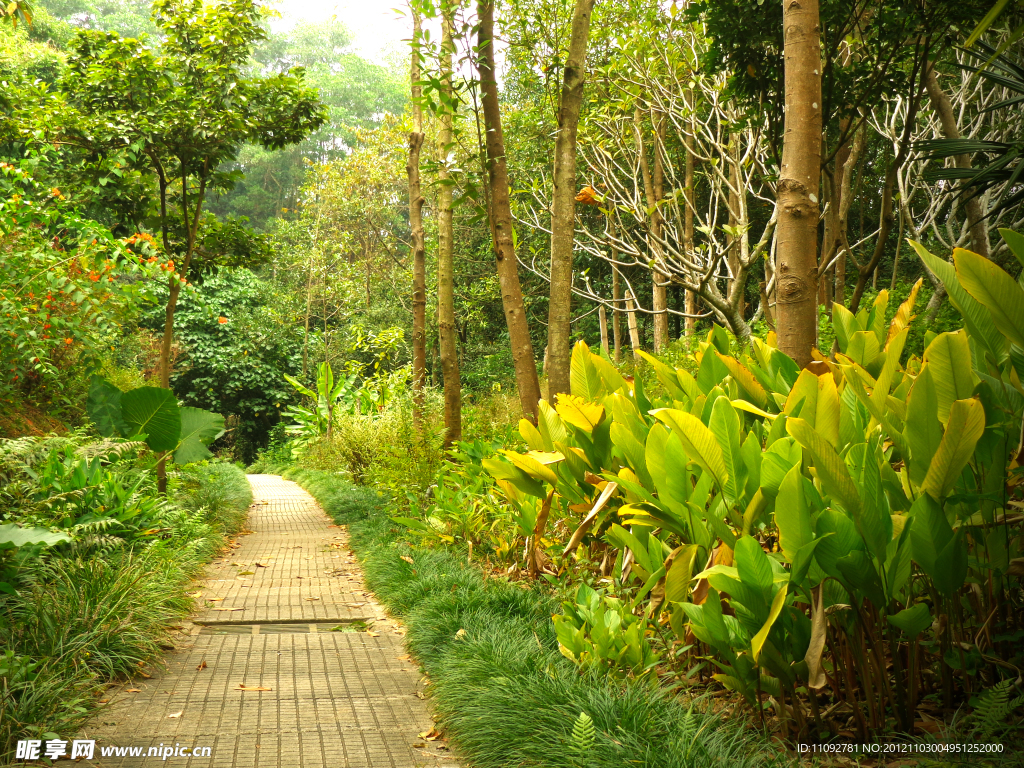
[922,398,985,500]
[652,408,729,495]
[555,394,606,432]
[954,247,1024,348]
[752,585,788,661]
[922,330,978,424]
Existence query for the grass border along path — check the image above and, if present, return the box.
[285,467,791,768]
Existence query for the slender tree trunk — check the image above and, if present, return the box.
[727,134,745,319]
[408,7,427,433]
[835,125,866,306]
[924,61,990,259]
[626,289,641,361]
[684,95,697,336]
[652,114,668,350]
[610,218,622,364]
[546,0,596,400]
[437,8,461,447]
[775,0,822,367]
[598,305,609,357]
[477,0,541,422]
[157,173,206,493]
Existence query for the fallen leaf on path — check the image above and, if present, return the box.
[168,711,183,718]
[196,661,207,670]
[366,631,380,637]
[138,672,152,679]
[255,562,270,567]
[212,608,244,612]
[236,685,272,691]
[304,597,320,601]
[237,571,255,576]
[397,654,411,661]
[98,699,109,704]
[412,743,425,749]
[126,689,141,693]
[187,592,203,598]
[418,728,441,741]
[207,598,225,602]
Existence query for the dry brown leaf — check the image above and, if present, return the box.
[207,597,225,602]
[126,688,141,693]
[138,671,152,679]
[168,711,183,719]
[255,562,270,567]
[236,685,272,691]
[304,597,320,601]
[98,699,109,704]
[196,661,207,671]
[212,607,244,612]
[419,728,441,741]
[366,631,380,637]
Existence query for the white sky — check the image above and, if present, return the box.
[268,0,412,65]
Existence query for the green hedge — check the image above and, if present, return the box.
[288,467,791,768]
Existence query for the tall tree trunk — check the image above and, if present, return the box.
[652,114,668,351]
[438,8,461,447]
[727,134,745,320]
[598,305,609,357]
[408,7,427,434]
[156,173,206,493]
[626,289,641,361]
[924,62,990,259]
[610,215,622,364]
[637,107,668,352]
[477,0,541,422]
[775,0,822,367]
[835,124,866,307]
[546,0,596,400]
[684,95,697,336]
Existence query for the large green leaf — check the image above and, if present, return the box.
[174,407,226,465]
[922,331,978,424]
[121,387,180,452]
[652,408,729,499]
[904,366,943,489]
[709,398,747,505]
[922,398,985,500]
[911,241,1006,363]
[787,418,861,519]
[954,247,1024,348]
[734,535,773,592]
[887,603,932,638]
[784,370,839,446]
[570,341,604,401]
[1000,228,1024,272]
[775,465,813,562]
[87,376,128,438]
[0,524,72,550]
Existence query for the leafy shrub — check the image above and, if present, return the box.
[292,469,789,768]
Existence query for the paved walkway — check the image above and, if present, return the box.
[82,475,455,768]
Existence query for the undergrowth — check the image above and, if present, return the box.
[0,452,252,760]
[288,467,791,768]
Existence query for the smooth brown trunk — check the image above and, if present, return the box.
[610,223,622,364]
[598,305,609,357]
[727,135,744,319]
[546,0,596,399]
[652,113,669,350]
[924,62,990,259]
[477,0,541,422]
[438,10,461,446]
[409,7,427,433]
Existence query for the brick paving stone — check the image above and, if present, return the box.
[77,475,456,768]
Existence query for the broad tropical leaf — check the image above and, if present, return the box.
[922,331,977,424]
[87,376,128,438]
[652,408,729,500]
[954,247,1024,348]
[922,398,985,500]
[174,407,226,464]
[121,386,181,452]
[787,418,861,518]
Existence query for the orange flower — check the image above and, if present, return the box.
[218,316,228,324]
[64,338,73,345]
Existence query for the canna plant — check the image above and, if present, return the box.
[457,228,1024,739]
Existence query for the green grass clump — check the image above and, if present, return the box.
[0,459,253,757]
[290,468,790,768]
